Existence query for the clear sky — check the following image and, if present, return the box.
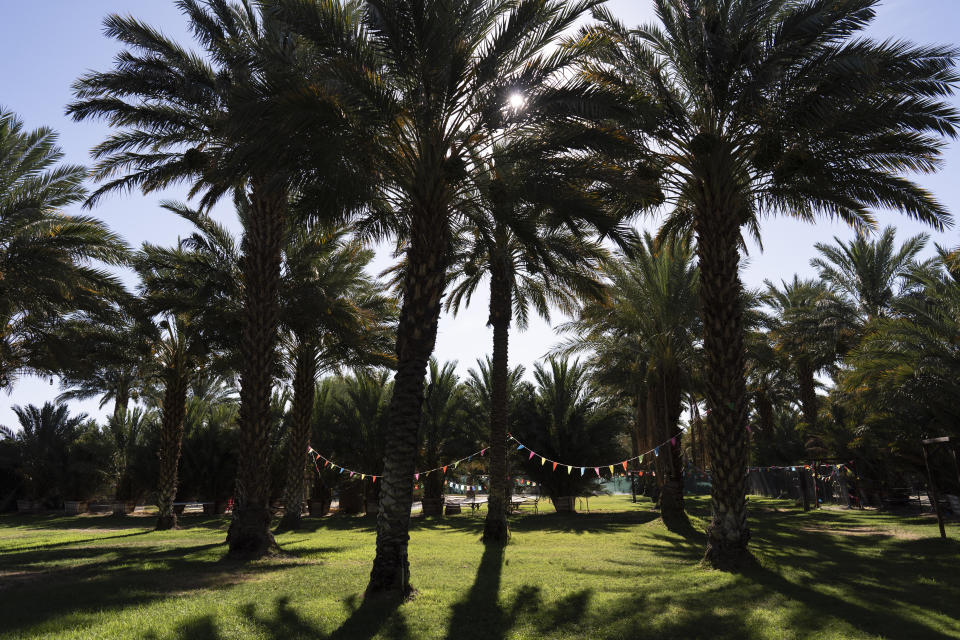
[2,0,958,429]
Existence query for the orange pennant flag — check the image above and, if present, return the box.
[552,462,558,471]
[442,466,447,474]
[621,461,628,471]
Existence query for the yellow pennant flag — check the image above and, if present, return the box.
[361,474,365,480]
[540,456,546,466]
[609,465,614,475]
[567,465,573,474]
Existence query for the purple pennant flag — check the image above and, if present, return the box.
[671,437,677,447]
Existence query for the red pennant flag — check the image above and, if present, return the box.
[552,462,558,471]
[372,476,378,483]
[442,466,447,474]
[621,461,628,471]
[324,460,330,468]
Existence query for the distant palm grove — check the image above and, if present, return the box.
[1,0,958,599]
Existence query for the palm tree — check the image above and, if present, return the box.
[67,0,358,557]
[0,109,128,389]
[585,0,958,567]
[445,156,610,541]
[558,233,700,529]
[276,224,395,531]
[12,403,90,507]
[276,0,643,595]
[56,309,153,426]
[417,359,478,516]
[511,357,628,509]
[812,226,930,329]
[761,277,852,441]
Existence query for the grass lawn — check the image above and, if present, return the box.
[0,495,957,640]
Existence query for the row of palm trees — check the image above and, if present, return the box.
[2,0,957,594]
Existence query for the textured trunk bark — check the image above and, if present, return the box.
[277,343,317,532]
[367,212,449,597]
[482,253,512,544]
[797,363,818,433]
[113,383,129,426]
[696,210,751,569]
[228,186,285,558]
[156,366,187,531]
[659,372,689,531]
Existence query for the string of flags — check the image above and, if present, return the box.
[506,431,683,478]
[307,444,491,484]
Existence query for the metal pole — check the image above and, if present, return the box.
[922,443,947,540]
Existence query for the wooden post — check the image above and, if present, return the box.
[922,438,947,540]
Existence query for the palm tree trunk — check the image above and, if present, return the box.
[113,381,130,425]
[156,367,188,531]
[657,371,689,531]
[696,211,751,569]
[483,257,512,544]
[277,343,317,532]
[228,186,285,558]
[367,214,449,597]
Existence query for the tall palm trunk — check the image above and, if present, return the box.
[482,255,512,544]
[113,379,130,425]
[696,209,751,569]
[228,186,285,558]
[367,212,449,597]
[277,343,317,531]
[653,370,688,531]
[156,367,188,530]
[796,362,817,511]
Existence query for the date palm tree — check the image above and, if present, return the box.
[0,109,128,390]
[275,0,644,595]
[445,153,611,542]
[276,225,395,531]
[558,233,700,530]
[812,226,931,329]
[585,0,958,567]
[67,0,358,557]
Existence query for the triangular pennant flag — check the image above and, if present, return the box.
[671,437,677,447]
[350,471,355,478]
[481,449,487,456]
[541,456,546,466]
[594,467,600,477]
[443,466,447,474]
[621,461,628,471]
[654,447,660,457]
[324,460,330,468]
[372,476,378,483]
[528,451,535,460]
[567,465,573,474]
[580,467,585,476]
[361,474,365,480]
[415,473,419,480]
[552,462,558,471]
[517,444,524,450]
[609,465,614,475]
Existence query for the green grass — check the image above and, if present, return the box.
[0,496,957,640]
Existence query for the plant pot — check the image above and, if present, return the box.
[112,501,135,515]
[64,501,87,515]
[553,496,577,513]
[16,499,36,513]
[421,496,444,517]
[309,500,330,517]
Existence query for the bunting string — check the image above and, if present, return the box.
[306,444,491,484]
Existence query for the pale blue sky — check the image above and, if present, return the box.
[2,0,958,428]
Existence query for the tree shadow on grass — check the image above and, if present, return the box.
[144,593,408,640]
[0,513,232,531]
[0,540,322,637]
[443,543,542,640]
[411,509,660,537]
